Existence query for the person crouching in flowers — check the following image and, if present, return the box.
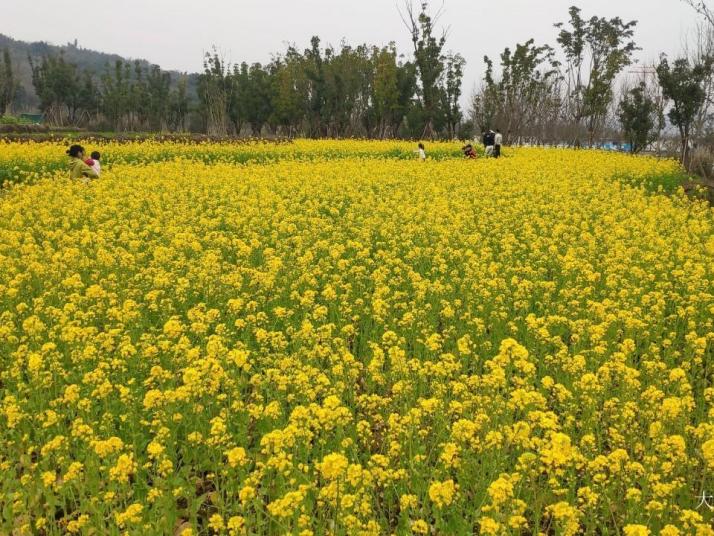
[462,143,478,159]
[67,144,99,183]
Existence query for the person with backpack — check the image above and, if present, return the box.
[483,129,495,156]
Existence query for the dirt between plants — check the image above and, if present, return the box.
[683,177,714,205]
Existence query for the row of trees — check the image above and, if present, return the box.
[27,54,190,131]
[2,2,467,139]
[470,6,640,147]
[469,3,714,164]
[607,20,714,163]
[197,3,465,138]
[198,40,424,138]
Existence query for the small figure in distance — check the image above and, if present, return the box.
[67,145,99,183]
[84,151,101,177]
[494,129,503,158]
[462,143,478,159]
[482,129,495,157]
[417,142,426,161]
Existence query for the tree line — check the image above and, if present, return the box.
[175,1,467,139]
[197,36,463,139]
[480,0,714,167]
[0,3,466,140]
[469,2,714,165]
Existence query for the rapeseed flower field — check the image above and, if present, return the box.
[0,141,713,535]
[0,139,462,186]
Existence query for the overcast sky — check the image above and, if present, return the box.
[2,0,702,96]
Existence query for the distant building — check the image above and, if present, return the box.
[19,113,43,124]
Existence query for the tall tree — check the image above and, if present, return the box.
[145,65,171,131]
[402,1,447,138]
[228,63,248,136]
[394,61,419,137]
[271,49,308,137]
[618,81,662,153]
[370,45,402,138]
[656,55,713,162]
[440,52,465,139]
[65,70,97,125]
[470,78,498,139]
[100,59,132,130]
[0,49,15,117]
[240,63,274,136]
[682,22,714,140]
[475,39,560,143]
[304,36,328,137]
[555,6,639,146]
[198,50,231,136]
[129,61,147,130]
[168,78,190,132]
[323,43,373,137]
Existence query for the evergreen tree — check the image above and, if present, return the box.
[370,45,401,138]
[402,1,447,138]
[100,59,133,130]
[145,64,171,131]
[440,52,465,139]
[271,49,308,137]
[0,49,15,116]
[242,63,274,136]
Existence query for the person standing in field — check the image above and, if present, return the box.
[483,130,495,156]
[417,142,426,161]
[67,145,99,183]
[494,129,503,158]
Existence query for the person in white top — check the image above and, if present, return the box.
[494,130,503,158]
[85,151,102,176]
[483,130,495,156]
[417,142,426,161]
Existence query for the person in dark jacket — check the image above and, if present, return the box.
[483,130,495,156]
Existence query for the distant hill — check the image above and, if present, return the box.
[0,34,198,113]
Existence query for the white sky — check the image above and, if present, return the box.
[1,0,702,97]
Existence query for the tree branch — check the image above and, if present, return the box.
[684,0,714,27]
